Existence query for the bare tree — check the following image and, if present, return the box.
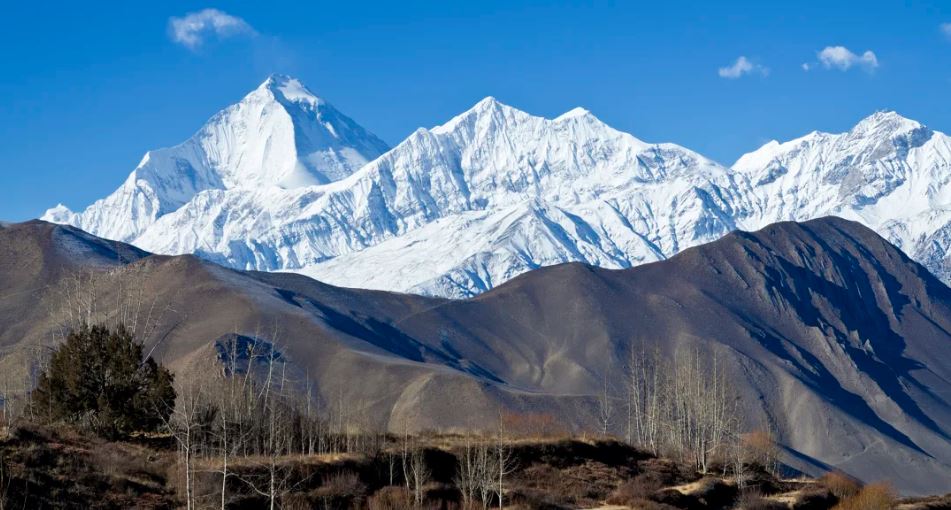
[475,440,493,510]
[625,342,665,454]
[400,423,411,493]
[454,433,480,508]
[0,374,16,429]
[492,415,516,510]
[162,376,209,510]
[260,345,292,510]
[728,430,750,488]
[624,341,740,472]
[663,347,738,472]
[597,370,616,436]
[211,337,258,510]
[409,446,430,506]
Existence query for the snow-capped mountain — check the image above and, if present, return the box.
[119,93,750,297]
[42,75,951,297]
[45,75,389,243]
[734,111,951,281]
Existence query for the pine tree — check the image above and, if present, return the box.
[31,323,176,438]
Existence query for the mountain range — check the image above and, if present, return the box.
[43,75,951,297]
[2,217,950,495]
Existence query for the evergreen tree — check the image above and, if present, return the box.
[31,323,176,438]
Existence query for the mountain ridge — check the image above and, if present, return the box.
[41,76,951,298]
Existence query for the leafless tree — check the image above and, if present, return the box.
[597,369,616,436]
[728,430,750,488]
[625,342,664,454]
[475,440,493,510]
[624,342,740,472]
[400,423,411,493]
[492,414,516,510]
[162,376,209,510]
[0,375,13,428]
[454,433,480,508]
[409,445,430,506]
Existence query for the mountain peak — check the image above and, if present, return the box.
[41,75,390,241]
[256,74,325,108]
[431,96,531,134]
[852,110,925,136]
[555,107,592,121]
[259,73,303,90]
[475,95,501,108]
[469,96,526,114]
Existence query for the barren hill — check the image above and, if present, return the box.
[1,217,949,494]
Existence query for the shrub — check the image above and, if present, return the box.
[318,470,365,495]
[30,323,176,439]
[368,486,414,510]
[606,471,665,505]
[310,471,368,509]
[833,482,896,510]
[791,485,837,509]
[818,471,861,500]
[742,429,780,474]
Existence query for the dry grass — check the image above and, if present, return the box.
[734,489,788,510]
[193,450,362,470]
[833,482,897,510]
[3,426,942,510]
[502,411,572,439]
[308,470,368,508]
[368,486,414,510]
[895,493,951,509]
[0,424,178,509]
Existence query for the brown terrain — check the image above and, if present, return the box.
[2,423,948,509]
[1,218,950,494]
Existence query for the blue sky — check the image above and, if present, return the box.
[2,1,950,221]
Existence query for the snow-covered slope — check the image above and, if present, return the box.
[42,75,951,297]
[84,91,751,297]
[733,111,951,281]
[44,75,389,243]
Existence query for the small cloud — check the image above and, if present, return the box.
[815,46,878,72]
[802,63,811,71]
[168,8,256,50]
[718,56,769,79]
[942,22,951,39]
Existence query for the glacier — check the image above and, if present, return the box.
[43,75,951,298]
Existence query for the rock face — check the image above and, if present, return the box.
[2,217,950,494]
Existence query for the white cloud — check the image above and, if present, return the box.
[815,46,878,72]
[718,56,768,79]
[169,8,256,50]
[942,23,951,39]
